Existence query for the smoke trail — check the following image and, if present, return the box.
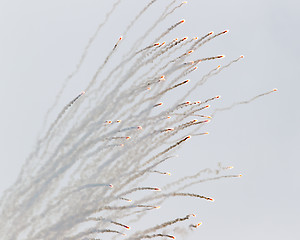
[42,0,122,129]
[212,88,278,117]
[133,214,195,238]
[123,0,158,37]
[138,234,175,239]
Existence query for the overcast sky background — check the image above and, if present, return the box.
[0,0,299,239]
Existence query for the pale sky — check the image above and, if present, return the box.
[0,0,299,239]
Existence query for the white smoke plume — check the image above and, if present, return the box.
[0,1,277,240]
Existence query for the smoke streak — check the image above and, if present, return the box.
[212,88,278,116]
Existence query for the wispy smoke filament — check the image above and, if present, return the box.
[138,233,175,239]
[119,197,133,202]
[95,229,125,235]
[124,0,158,37]
[85,217,130,230]
[212,88,277,117]
[150,170,171,176]
[171,192,214,202]
[142,136,191,168]
[135,214,194,236]
[98,204,159,212]
[119,187,161,197]
[154,19,185,42]
[110,220,131,230]
[41,0,122,130]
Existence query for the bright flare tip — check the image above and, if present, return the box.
[272,88,278,92]
[180,19,185,23]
